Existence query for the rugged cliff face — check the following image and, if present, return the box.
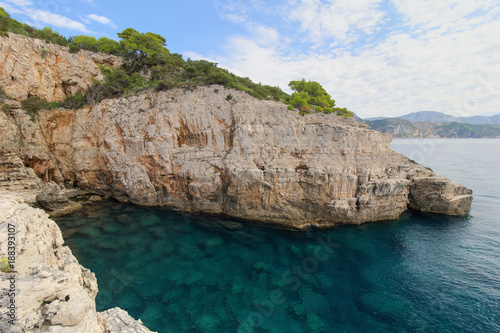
[0,193,154,332]
[0,33,121,102]
[0,33,472,228]
[0,87,472,228]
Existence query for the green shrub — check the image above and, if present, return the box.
[287,105,294,110]
[21,96,47,120]
[0,85,8,101]
[43,101,64,110]
[155,78,176,91]
[85,82,106,105]
[69,35,98,52]
[1,257,12,273]
[68,43,80,53]
[2,103,10,115]
[63,93,86,109]
[285,79,335,111]
[96,37,121,54]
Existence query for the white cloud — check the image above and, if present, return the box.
[2,0,33,7]
[287,0,386,46]
[0,0,91,33]
[87,14,116,28]
[396,0,496,31]
[202,2,500,118]
[0,1,25,13]
[80,16,91,24]
[27,9,89,32]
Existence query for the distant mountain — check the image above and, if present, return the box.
[364,118,500,138]
[366,111,500,125]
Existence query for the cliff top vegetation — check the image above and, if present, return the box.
[0,7,352,118]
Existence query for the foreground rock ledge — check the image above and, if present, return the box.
[0,192,155,333]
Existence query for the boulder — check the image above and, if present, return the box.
[36,183,83,217]
[409,177,473,215]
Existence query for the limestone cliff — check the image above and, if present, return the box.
[0,193,154,333]
[0,33,121,102]
[0,86,472,228]
[0,32,472,228]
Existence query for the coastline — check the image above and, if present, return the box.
[0,191,155,333]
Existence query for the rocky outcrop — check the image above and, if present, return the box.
[0,154,42,192]
[0,86,472,228]
[0,193,154,333]
[409,177,473,215]
[35,182,84,217]
[102,308,154,333]
[0,33,121,102]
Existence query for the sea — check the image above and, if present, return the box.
[55,138,500,333]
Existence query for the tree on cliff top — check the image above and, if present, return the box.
[286,79,335,112]
[118,28,169,58]
[0,7,9,36]
[117,28,171,72]
[285,79,352,117]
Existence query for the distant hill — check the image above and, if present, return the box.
[363,111,500,138]
[366,111,500,125]
[365,111,500,125]
[399,111,500,124]
[364,118,500,138]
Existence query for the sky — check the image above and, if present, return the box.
[1,0,499,118]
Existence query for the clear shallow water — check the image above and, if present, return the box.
[56,139,500,333]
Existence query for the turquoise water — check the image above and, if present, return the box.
[56,139,500,333]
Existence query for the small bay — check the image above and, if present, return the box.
[56,138,500,333]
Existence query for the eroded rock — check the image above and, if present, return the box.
[409,177,473,215]
[0,33,121,102]
[102,308,155,333]
[36,182,83,217]
[0,86,473,227]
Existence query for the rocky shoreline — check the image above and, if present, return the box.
[0,192,154,332]
[0,86,473,228]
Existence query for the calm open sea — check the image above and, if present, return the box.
[56,138,500,333]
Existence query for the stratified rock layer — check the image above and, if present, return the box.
[0,86,472,228]
[0,154,42,192]
[0,33,121,102]
[0,193,154,333]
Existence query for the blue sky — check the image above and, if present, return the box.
[1,0,499,118]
